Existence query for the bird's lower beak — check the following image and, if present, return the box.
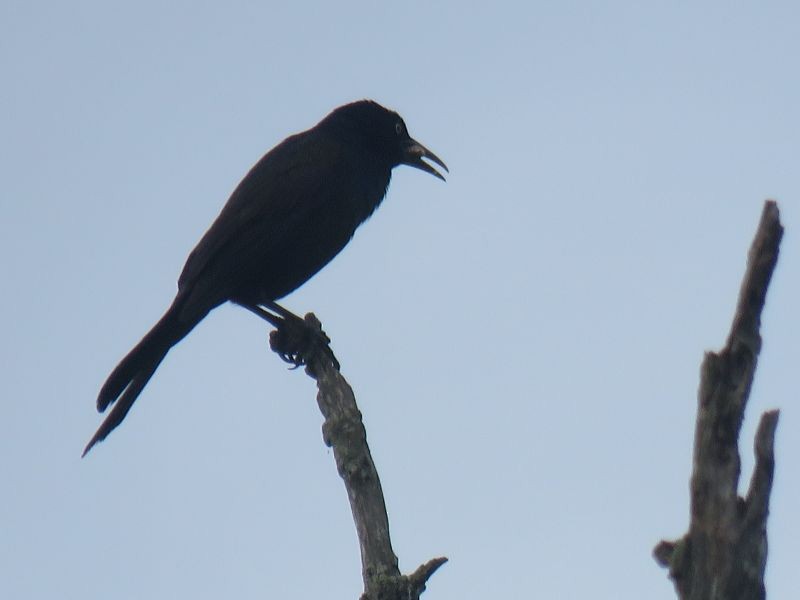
[402,139,448,181]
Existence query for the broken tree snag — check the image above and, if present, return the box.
[654,201,784,600]
[270,313,447,600]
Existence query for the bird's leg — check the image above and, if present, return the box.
[241,302,340,371]
[241,303,284,328]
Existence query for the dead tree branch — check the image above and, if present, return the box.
[271,314,447,600]
[654,201,784,599]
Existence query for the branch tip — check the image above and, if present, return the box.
[754,409,780,460]
[653,540,675,568]
[409,557,448,594]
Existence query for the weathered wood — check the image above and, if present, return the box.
[272,313,446,600]
[654,201,783,599]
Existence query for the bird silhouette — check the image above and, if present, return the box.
[84,100,447,456]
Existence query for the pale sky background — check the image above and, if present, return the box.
[2,2,799,599]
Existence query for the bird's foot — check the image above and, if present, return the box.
[269,312,340,373]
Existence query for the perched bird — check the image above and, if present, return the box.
[84,100,447,456]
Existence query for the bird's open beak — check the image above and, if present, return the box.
[402,139,448,181]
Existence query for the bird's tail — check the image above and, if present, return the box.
[83,297,202,456]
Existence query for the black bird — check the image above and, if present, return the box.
[84,100,447,456]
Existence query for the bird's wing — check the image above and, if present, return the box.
[174,131,357,318]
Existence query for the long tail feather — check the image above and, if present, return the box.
[84,297,203,455]
[83,363,160,456]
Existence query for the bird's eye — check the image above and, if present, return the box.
[395,122,403,135]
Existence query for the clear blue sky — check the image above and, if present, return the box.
[2,2,799,599]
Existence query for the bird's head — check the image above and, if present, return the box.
[321,100,448,181]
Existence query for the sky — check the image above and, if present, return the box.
[2,2,799,598]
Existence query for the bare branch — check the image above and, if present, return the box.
[654,201,783,600]
[744,410,779,528]
[273,313,446,600]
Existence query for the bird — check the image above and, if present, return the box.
[83,100,447,456]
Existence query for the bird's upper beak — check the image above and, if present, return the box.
[402,138,448,181]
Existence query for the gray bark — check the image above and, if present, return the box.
[272,314,446,600]
[654,201,783,599]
